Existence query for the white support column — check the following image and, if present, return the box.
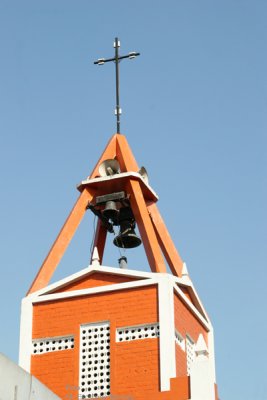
[157,274,176,391]
[208,328,217,384]
[190,334,215,400]
[19,297,33,372]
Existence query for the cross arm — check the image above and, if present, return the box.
[94,52,140,65]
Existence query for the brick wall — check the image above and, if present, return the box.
[174,292,209,381]
[30,282,205,400]
[31,285,159,399]
[174,293,209,344]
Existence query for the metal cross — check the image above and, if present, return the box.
[94,37,140,134]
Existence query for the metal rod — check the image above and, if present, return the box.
[115,37,120,133]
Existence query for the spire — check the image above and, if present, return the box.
[181,261,191,284]
[182,262,189,277]
[91,246,100,266]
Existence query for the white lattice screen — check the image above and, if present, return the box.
[186,335,195,375]
[32,336,74,355]
[79,322,111,399]
[116,323,160,342]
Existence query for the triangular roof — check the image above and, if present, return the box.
[27,134,184,295]
[29,265,154,297]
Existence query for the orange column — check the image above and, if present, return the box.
[27,187,95,294]
[126,179,166,273]
[116,134,139,171]
[148,203,183,277]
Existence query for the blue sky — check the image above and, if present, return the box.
[0,1,266,399]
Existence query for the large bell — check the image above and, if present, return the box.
[103,201,119,222]
[113,220,142,249]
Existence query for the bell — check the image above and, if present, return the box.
[103,201,119,222]
[113,220,142,249]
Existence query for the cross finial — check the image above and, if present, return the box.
[94,37,140,134]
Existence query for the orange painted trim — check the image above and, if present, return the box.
[88,134,118,179]
[116,134,139,172]
[170,376,190,399]
[214,383,219,400]
[90,219,107,264]
[126,179,166,273]
[148,203,183,277]
[27,188,95,295]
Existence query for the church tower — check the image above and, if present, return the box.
[19,40,219,400]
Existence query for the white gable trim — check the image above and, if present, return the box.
[173,284,211,331]
[27,268,211,332]
[29,265,155,298]
[31,278,159,304]
[186,282,210,323]
[27,265,210,330]
[173,278,210,324]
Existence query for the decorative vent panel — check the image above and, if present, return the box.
[79,322,110,399]
[116,323,160,342]
[175,330,185,351]
[32,335,74,355]
[186,335,195,375]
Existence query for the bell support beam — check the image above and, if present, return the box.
[89,134,117,179]
[27,187,95,295]
[116,134,139,172]
[90,219,107,264]
[147,203,183,277]
[126,179,166,273]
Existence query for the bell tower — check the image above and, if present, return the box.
[19,39,219,400]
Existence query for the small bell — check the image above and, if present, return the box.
[113,220,142,249]
[103,201,119,222]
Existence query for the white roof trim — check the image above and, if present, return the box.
[172,277,210,323]
[26,264,211,331]
[27,270,211,332]
[173,284,211,331]
[31,278,159,304]
[28,265,157,298]
[188,282,211,323]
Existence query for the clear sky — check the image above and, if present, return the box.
[0,1,266,399]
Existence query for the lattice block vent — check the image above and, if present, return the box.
[79,321,110,399]
[116,323,160,342]
[32,335,74,355]
[186,335,195,375]
[175,330,185,351]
